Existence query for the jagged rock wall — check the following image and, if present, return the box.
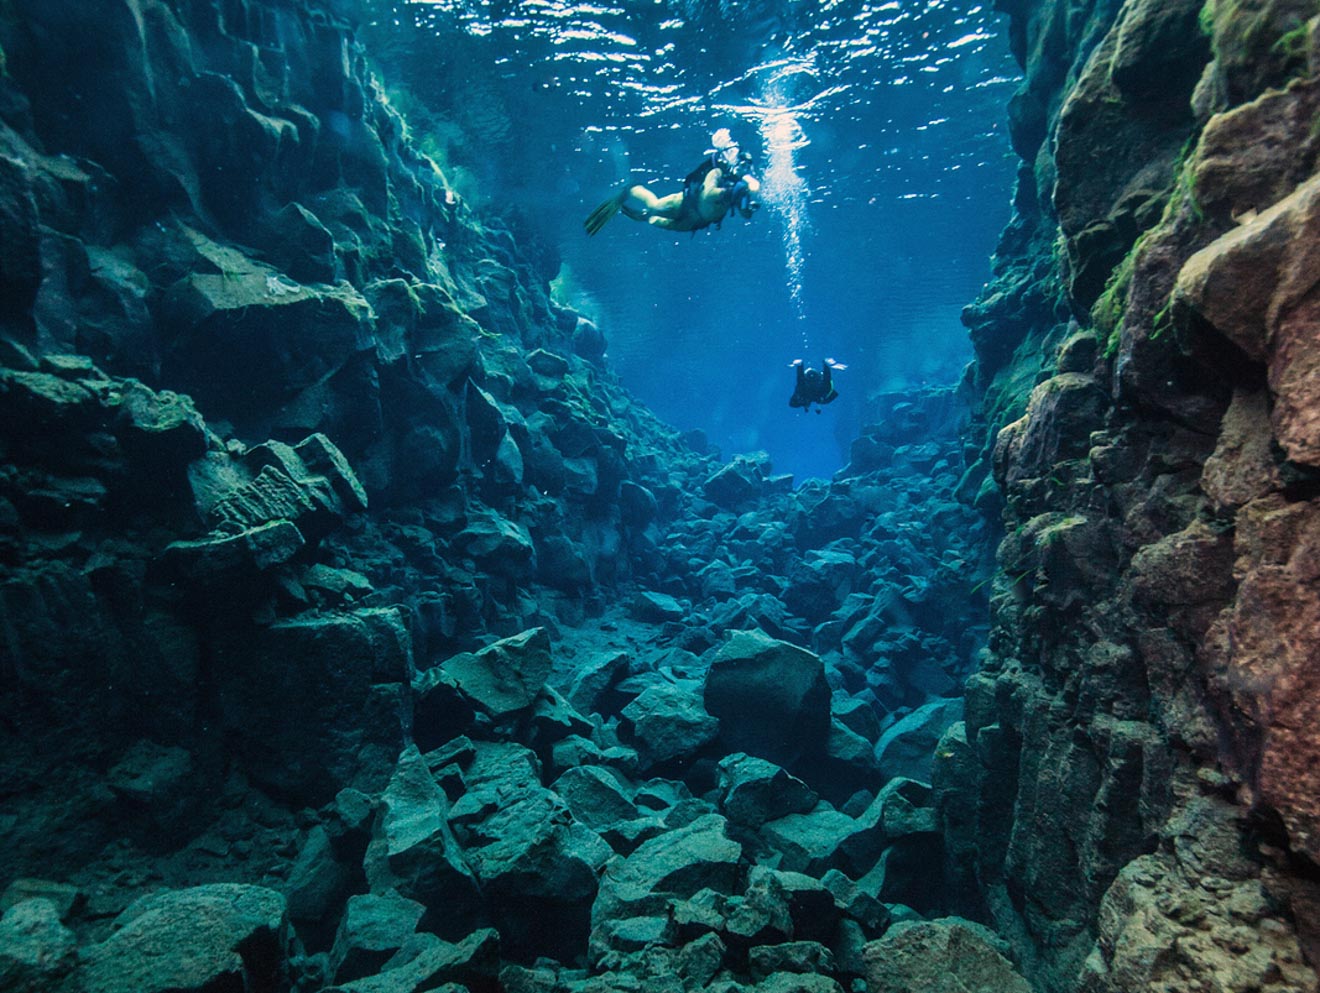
[0,0,714,869]
[950,0,1320,989]
[0,1,1003,990]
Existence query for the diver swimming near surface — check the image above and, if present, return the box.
[789,358,845,413]
[584,128,761,236]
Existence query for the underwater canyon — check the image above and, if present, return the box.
[1,0,1319,991]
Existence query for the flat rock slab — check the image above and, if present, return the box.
[439,627,553,718]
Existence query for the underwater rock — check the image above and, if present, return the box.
[874,698,964,783]
[1200,389,1285,512]
[703,453,772,508]
[436,627,553,720]
[716,753,818,829]
[591,814,742,926]
[0,898,76,992]
[323,927,500,993]
[862,918,1031,993]
[552,765,639,831]
[454,508,536,578]
[265,202,338,285]
[748,941,836,980]
[758,807,857,877]
[284,825,354,930]
[329,891,427,983]
[1202,495,1320,864]
[703,630,831,770]
[1175,173,1320,467]
[162,244,373,421]
[212,608,412,804]
[76,884,290,993]
[630,589,687,623]
[363,746,481,938]
[621,678,719,771]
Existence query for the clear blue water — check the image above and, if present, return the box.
[366,0,1020,481]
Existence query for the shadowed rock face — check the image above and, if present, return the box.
[950,0,1320,990]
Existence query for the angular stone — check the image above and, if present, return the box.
[630,590,686,623]
[324,928,499,993]
[704,630,831,769]
[749,941,836,980]
[553,765,639,829]
[592,814,742,925]
[164,519,306,578]
[0,898,76,992]
[759,807,857,876]
[330,891,426,983]
[621,678,719,770]
[78,884,290,993]
[1175,174,1320,465]
[717,753,818,829]
[874,698,965,783]
[0,880,81,921]
[704,455,769,508]
[438,627,553,719]
[1202,389,1284,511]
[454,509,535,577]
[284,825,353,925]
[364,746,480,936]
[162,247,372,413]
[862,919,1031,993]
[214,608,412,803]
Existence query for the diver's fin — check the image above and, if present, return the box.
[584,187,629,237]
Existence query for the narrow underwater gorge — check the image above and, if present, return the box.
[0,0,1317,991]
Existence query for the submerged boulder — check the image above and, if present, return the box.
[704,630,831,769]
[436,627,554,720]
[76,885,290,993]
[862,918,1031,993]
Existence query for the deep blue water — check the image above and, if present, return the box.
[364,0,1020,481]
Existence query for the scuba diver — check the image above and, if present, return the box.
[584,128,761,236]
[789,358,846,413]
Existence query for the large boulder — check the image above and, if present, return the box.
[716,753,818,829]
[212,608,413,804]
[592,814,742,925]
[621,678,719,771]
[862,918,1031,993]
[1174,172,1320,467]
[76,885,290,993]
[330,891,427,983]
[434,627,553,720]
[874,698,965,783]
[363,746,481,939]
[0,898,76,992]
[704,631,831,769]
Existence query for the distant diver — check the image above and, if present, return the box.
[789,358,845,413]
[584,128,761,236]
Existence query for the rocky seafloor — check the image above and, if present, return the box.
[1,1,1319,992]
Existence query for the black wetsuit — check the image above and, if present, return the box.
[682,154,754,226]
[790,363,838,412]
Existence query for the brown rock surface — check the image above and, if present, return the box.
[1204,495,1320,862]
[1176,173,1320,466]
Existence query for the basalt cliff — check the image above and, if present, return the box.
[954,0,1320,989]
[0,1,1317,992]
